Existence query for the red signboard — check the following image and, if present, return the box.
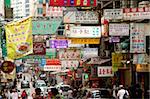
[33,42,46,55]
[0,61,15,74]
[49,0,97,7]
[46,59,61,65]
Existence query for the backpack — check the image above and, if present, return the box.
[123,90,129,99]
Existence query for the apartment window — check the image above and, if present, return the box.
[25,4,29,8]
[26,9,30,12]
[37,8,43,14]
[39,0,43,4]
[26,14,29,16]
[25,0,29,3]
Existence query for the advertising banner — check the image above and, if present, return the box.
[49,0,97,7]
[82,48,98,58]
[5,17,33,59]
[46,6,64,17]
[109,24,129,36]
[46,48,57,59]
[104,9,123,20]
[50,39,68,48]
[61,60,79,69]
[98,66,114,77]
[32,19,62,35]
[33,42,46,55]
[123,7,150,20]
[130,23,146,53]
[65,25,101,38]
[68,38,100,44]
[63,11,99,24]
[58,49,81,60]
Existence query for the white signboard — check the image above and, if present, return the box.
[61,60,79,69]
[130,23,146,53]
[104,9,123,20]
[109,24,129,36]
[63,11,99,24]
[98,66,114,77]
[65,25,101,38]
[46,6,64,17]
[44,65,62,71]
[123,7,150,20]
[82,48,98,58]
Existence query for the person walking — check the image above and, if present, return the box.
[21,90,28,99]
[117,85,129,99]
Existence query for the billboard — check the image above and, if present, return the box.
[63,11,99,24]
[65,25,101,38]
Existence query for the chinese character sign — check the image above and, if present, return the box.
[50,39,68,48]
[5,17,33,59]
[98,66,114,77]
[130,23,146,53]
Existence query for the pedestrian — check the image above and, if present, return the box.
[11,89,18,99]
[21,90,28,99]
[117,85,129,99]
[5,89,11,99]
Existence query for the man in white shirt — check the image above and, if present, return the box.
[117,85,129,99]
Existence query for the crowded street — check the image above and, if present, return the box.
[0,0,150,99]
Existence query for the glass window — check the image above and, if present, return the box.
[25,0,29,3]
[39,0,43,4]
[26,9,30,12]
[38,8,43,14]
[25,4,29,8]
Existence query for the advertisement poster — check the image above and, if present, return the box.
[65,25,101,38]
[32,19,62,35]
[49,0,97,7]
[33,42,46,55]
[130,23,146,53]
[109,24,129,36]
[5,17,33,59]
[98,66,114,77]
[63,11,99,24]
[58,49,81,60]
[50,39,68,48]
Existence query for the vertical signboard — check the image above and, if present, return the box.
[98,66,113,77]
[130,23,146,53]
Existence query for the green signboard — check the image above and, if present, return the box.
[32,19,62,35]
[46,49,56,59]
[5,0,11,8]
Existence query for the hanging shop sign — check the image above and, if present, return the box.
[5,17,33,59]
[33,42,46,55]
[82,48,98,58]
[103,9,123,20]
[33,35,49,42]
[46,7,64,17]
[58,49,81,60]
[65,25,101,38]
[130,23,146,53]
[123,7,150,20]
[109,37,120,43]
[49,0,97,7]
[97,66,114,77]
[50,39,68,48]
[136,64,150,72]
[133,54,149,64]
[109,24,129,36]
[112,53,122,67]
[46,48,57,59]
[63,11,99,24]
[44,59,61,71]
[0,61,15,74]
[68,38,100,44]
[61,60,79,69]
[32,19,62,35]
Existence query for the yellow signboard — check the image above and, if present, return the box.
[5,17,33,59]
[68,38,100,44]
[136,64,150,72]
